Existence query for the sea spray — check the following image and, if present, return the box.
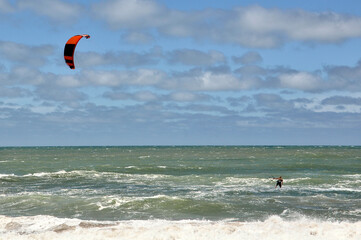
[0,215,360,240]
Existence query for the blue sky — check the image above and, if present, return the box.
[1,0,361,146]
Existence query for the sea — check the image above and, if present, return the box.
[0,146,360,239]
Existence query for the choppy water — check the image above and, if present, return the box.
[0,146,360,239]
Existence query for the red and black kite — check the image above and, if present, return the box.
[64,34,90,69]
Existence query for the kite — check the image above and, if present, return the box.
[64,34,90,69]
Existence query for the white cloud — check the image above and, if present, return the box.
[279,72,323,91]
[103,90,212,103]
[0,41,53,67]
[83,70,123,86]
[194,72,240,91]
[0,86,30,98]
[78,47,228,68]
[17,0,82,23]
[168,70,244,91]
[92,0,165,29]
[134,91,158,101]
[170,92,199,102]
[232,51,263,65]
[2,43,361,94]
[325,62,361,91]
[131,68,165,85]
[56,75,83,88]
[213,6,361,47]
[122,31,154,44]
[83,69,166,87]
[167,49,226,66]
[169,92,213,103]
[78,47,162,68]
[34,87,88,105]
[254,93,294,110]
[103,91,130,101]
[9,66,49,85]
[92,1,361,47]
[321,96,361,106]
[233,6,361,43]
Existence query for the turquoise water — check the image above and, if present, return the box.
[0,146,360,223]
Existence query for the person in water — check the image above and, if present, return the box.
[273,176,283,188]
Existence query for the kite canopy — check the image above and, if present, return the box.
[64,34,90,69]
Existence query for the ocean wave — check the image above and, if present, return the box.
[0,170,96,179]
[23,170,69,177]
[0,215,360,240]
[1,170,137,181]
[341,174,361,179]
[0,173,15,178]
[301,185,361,193]
[96,194,183,210]
[2,171,360,195]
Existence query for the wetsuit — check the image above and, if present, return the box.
[276,179,283,188]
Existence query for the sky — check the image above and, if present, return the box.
[1,0,361,146]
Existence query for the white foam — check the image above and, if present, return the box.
[0,215,360,240]
[305,185,361,193]
[342,174,361,179]
[124,166,137,169]
[23,170,68,177]
[0,174,15,178]
[96,194,182,210]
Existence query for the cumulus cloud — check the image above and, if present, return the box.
[2,42,361,94]
[232,51,263,65]
[7,66,51,85]
[133,91,158,101]
[103,91,160,102]
[325,61,361,91]
[254,93,294,112]
[278,72,323,91]
[227,96,252,107]
[235,65,266,76]
[92,0,361,47]
[78,46,163,68]
[55,75,83,88]
[231,6,361,44]
[248,94,358,129]
[321,96,361,106]
[17,0,82,24]
[103,91,130,101]
[169,92,210,102]
[104,90,211,103]
[169,69,243,91]
[82,69,166,87]
[78,47,227,68]
[122,31,154,44]
[167,49,226,66]
[35,86,88,104]
[196,72,241,91]
[0,86,31,98]
[0,41,54,67]
[92,0,166,29]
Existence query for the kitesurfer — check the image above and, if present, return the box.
[273,176,283,188]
